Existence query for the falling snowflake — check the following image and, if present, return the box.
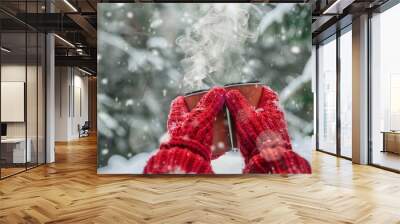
[150,19,163,28]
[102,148,109,155]
[291,46,301,54]
[127,12,134,18]
[125,99,134,106]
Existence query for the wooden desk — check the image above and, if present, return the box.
[382,131,400,154]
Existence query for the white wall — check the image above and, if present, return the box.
[55,67,89,141]
[73,73,89,137]
[1,63,46,164]
[1,65,39,138]
[1,82,25,122]
[1,65,26,134]
[55,66,69,141]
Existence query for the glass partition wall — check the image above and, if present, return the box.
[316,26,352,159]
[0,2,46,179]
[0,31,27,177]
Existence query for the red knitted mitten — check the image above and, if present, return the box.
[243,145,311,174]
[225,86,311,174]
[143,87,226,174]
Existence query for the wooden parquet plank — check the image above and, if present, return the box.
[0,135,400,223]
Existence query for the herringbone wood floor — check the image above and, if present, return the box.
[1,135,400,224]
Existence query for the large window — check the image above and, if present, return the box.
[318,36,337,154]
[316,27,352,158]
[371,3,400,171]
[339,28,352,158]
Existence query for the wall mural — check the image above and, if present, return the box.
[97,3,313,174]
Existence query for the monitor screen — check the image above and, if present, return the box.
[1,123,7,137]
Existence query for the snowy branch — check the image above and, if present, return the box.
[285,111,313,133]
[99,30,165,72]
[279,56,313,103]
[257,4,294,35]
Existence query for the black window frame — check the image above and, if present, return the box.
[315,22,353,161]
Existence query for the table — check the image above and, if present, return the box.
[382,131,400,154]
[1,138,31,163]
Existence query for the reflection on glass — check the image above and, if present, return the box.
[38,33,46,165]
[27,31,38,169]
[0,1,46,179]
[318,37,337,154]
[1,32,27,177]
[371,4,400,171]
[340,29,352,158]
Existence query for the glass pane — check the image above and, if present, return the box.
[340,29,352,158]
[371,5,400,171]
[27,31,38,169]
[38,32,45,165]
[1,31,27,177]
[318,37,337,154]
[26,0,38,169]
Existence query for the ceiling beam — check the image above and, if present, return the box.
[55,55,96,73]
[11,13,82,32]
[312,15,335,34]
[67,13,97,45]
[322,0,356,15]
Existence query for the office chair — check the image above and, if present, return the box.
[79,121,90,138]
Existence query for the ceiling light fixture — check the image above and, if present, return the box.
[323,0,354,15]
[54,34,75,48]
[76,48,84,55]
[78,67,93,76]
[1,47,11,53]
[323,0,341,14]
[63,0,78,12]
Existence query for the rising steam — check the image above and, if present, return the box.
[176,4,255,90]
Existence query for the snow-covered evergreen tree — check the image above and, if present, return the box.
[98,3,312,168]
